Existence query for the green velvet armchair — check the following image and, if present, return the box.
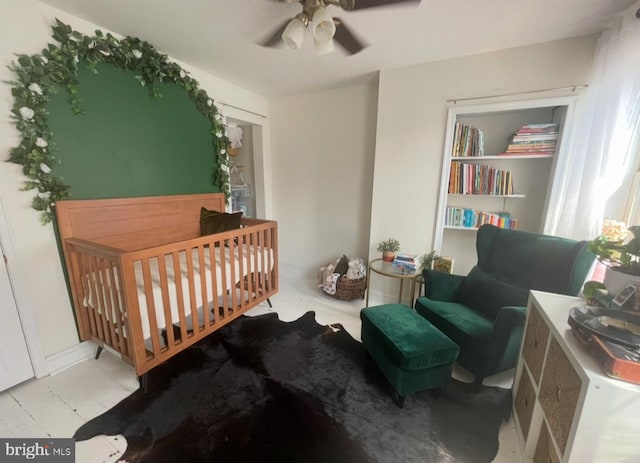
[414,224,595,382]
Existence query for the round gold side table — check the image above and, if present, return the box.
[365,258,420,307]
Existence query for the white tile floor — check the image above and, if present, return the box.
[0,264,522,462]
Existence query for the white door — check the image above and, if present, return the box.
[0,243,34,391]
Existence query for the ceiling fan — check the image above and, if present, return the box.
[259,0,421,55]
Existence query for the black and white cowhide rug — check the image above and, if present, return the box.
[74,311,512,463]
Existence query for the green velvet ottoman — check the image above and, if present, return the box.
[360,304,460,407]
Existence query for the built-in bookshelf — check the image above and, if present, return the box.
[434,97,578,275]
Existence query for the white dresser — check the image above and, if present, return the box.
[513,290,640,462]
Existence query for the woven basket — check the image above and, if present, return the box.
[332,275,367,301]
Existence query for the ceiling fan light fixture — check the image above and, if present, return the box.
[281,16,306,50]
[312,7,336,42]
[314,37,335,55]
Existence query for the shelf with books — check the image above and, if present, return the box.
[435,96,578,275]
[448,193,526,198]
[445,206,519,230]
[451,154,554,160]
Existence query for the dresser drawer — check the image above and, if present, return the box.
[533,420,561,463]
[515,368,536,440]
[539,337,582,457]
[522,303,549,385]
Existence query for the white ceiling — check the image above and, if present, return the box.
[40,0,636,97]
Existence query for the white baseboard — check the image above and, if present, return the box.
[45,341,96,375]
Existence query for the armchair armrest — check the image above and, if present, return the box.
[423,269,465,302]
[489,305,527,374]
[493,306,527,334]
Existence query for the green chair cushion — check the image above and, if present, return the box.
[360,304,459,371]
[414,297,494,351]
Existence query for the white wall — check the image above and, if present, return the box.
[369,35,599,279]
[271,84,378,274]
[0,0,271,364]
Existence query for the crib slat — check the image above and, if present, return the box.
[245,233,255,303]
[95,257,114,347]
[219,245,228,319]
[228,239,237,316]
[261,228,273,292]
[108,263,127,356]
[141,259,162,355]
[172,251,189,341]
[97,257,118,350]
[185,248,198,334]
[208,245,220,326]
[157,254,175,348]
[79,252,98,339]
[69,247,91,341]
[198,246,210,329]
[87,255,106,342]
[237,237,245,309]
[273,225,279,293]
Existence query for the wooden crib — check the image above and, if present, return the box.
[55,193,278,380]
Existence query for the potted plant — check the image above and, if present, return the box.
[419,250,440,271]
[587,223,640,296]
[377,238,400,262]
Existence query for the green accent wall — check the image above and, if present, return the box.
[47,62,220,199]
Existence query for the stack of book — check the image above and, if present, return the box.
[451,123,485,157]
[499,123,559,156]
[392,253,418,274]
[448,162,514,195]
[445,207,519,230]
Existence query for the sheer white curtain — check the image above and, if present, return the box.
[547,2,640,240]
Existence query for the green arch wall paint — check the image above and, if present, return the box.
[47,62,220,199]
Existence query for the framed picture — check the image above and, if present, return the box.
[433,256,455,274]
[612,284,636,308]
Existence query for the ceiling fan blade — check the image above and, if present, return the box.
[333,19,367,55]
[258,19,290,48]
[343,0,420,10]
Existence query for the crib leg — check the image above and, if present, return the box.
[95,346,103,360]
[267,298,272,308]
[139,373,149,393]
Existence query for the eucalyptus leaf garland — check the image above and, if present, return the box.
[7,19,230,224]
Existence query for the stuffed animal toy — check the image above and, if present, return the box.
[346,257,366,279]
[345,260,360,279]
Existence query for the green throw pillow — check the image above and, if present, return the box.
[200,207,242,237]
[335,255,349,276]
[454,267,529,320]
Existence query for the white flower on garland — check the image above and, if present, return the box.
[37,191,51,199]
[36,138,48,148]
[179,70,185,79]
[73,55,79,64]
[19,107,34,120]
[28,83,43,95]
[207,99,213,107]
[39,163,51,174]
[214,113,222,121]
[132,49,142,59]
[220,148,226,154]
[41,56,48,64]
[215,131,223,137]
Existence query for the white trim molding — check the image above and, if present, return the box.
[45,341,96,375]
